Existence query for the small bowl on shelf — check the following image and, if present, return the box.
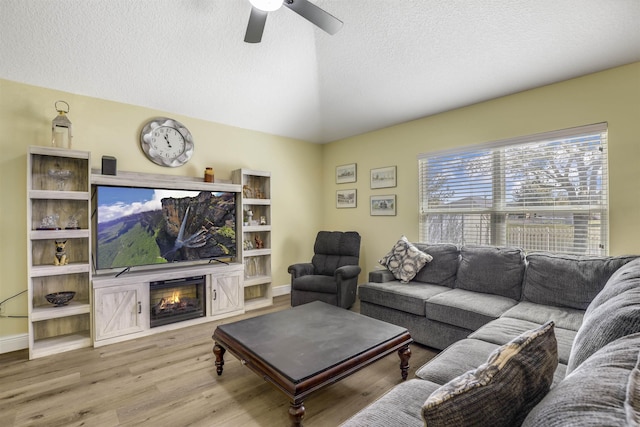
[46,291,76,307]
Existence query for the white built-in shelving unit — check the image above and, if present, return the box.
[25,147,265,356]
[232,169,273,310]
[27,146,92,359]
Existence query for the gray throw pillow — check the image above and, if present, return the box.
[422,321,557,427]
[379,236,433,283]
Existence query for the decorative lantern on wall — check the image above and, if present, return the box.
[51,100,72,149]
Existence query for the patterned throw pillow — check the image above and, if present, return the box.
[422,321,558,427]
[379,236,433,283]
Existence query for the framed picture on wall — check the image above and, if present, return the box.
[370,195,396,216]
[337,189,357,208]
[336,163,357,184]
[370,166,396,189]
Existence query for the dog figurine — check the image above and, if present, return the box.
[54,240,68,266]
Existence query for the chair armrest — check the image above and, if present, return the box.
[288,263,315,279]
[368,269,395,283]
[335,265,361,280]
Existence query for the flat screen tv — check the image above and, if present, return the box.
[94,185,236,273]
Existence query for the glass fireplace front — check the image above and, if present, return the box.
[149,275,205,328]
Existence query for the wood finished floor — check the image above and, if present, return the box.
[0,296,437,426]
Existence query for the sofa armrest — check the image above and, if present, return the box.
[369,269,395,283]
[288,263,315,279]
[335,264,361,281]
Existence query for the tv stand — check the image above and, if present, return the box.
[90,169,247,347]
[92,263,244,347]
[26,148,262,357]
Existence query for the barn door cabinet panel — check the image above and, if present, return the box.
[210,266,244,319]
[94,284,146,341]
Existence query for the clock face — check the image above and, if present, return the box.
[151,126,185,159]
[140,118,194,167]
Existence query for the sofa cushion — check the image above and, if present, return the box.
[358,281,451,316]
[425,288,518,331]
[586,257,640,315]
[523,333,640,427]
[422,321,557,427]
[567,286,640,374]
[455,245,525,300]
[566,258,640,374]
[627,351,640,425]
[411,243,459,287]
[379,236,433,283]
[416,336,567,388]
[291,274,337,293]
[468,317,576,365]
[501,301,584,332]
[522,252,636,310]
[416,338,500,385]
[340,378,440,427]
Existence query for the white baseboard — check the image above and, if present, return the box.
[0,333,28,354]
[273,284,291,297]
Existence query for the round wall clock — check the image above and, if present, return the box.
[140,117,194,167]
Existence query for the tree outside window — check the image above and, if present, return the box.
[418,123,608,255]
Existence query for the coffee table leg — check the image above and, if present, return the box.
[398,345,411,380]
[288,401,305,427]
[213,343,226,376]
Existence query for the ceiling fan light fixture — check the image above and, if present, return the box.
[249,0,282,12]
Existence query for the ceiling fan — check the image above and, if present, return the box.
[245,0,343,43]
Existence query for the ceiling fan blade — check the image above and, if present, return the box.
[284,0,343,35]
[244,7,268,43]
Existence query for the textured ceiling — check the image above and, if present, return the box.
[1,0,639,143]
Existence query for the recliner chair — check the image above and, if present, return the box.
[288,231,361,309]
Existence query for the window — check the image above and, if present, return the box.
[418,123,608,255]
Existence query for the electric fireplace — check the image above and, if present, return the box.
[149,275,205,328]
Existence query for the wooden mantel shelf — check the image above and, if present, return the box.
[90,169,241,193]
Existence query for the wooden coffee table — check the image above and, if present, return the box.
[212,301,412,426]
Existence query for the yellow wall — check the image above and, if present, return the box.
[0,79,323,339]
[323,62,640,276]
[1,62,638,344]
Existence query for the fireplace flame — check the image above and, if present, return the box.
[169,291,180,304]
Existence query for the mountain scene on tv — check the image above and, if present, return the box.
[96,187,236,270]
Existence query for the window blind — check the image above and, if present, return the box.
[418,123,608,255]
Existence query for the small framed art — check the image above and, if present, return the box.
[336,163,357,184]
[337,189,357,208]
[370,195,396,216]
[370,166,396,189]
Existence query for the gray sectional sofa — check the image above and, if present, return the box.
[342,244,640,426]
